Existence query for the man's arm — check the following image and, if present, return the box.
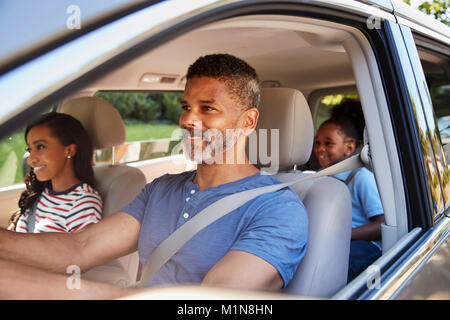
[0,258,137,300]
[201,250,283,291]
[0,212,140,273]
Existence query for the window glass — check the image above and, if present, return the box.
[94,91,183,164]
[430,84,450,144]
[315,93,359,130]
[0,92,185,188]
[423,76,450,214]
[0,129,27,188]
[413,38,450,216]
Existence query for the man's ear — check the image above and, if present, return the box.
[241,108,259,135]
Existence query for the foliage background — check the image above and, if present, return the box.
[404,0,449,25]
[94,91,183,125]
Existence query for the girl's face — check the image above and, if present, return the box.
[26,125,78,191]
[314,122,356,168]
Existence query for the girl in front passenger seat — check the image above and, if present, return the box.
[7,112,103,233]
[313,98,385,282]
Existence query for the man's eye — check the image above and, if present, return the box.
[181,105,190,110]
[36,144,45,150]
[202,106,214,111]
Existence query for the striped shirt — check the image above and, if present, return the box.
[15,183,103,234]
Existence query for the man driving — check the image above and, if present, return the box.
[0,54,308,299]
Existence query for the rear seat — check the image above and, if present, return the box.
[256,87,352,298]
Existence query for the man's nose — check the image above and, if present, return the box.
[180,109,202,130]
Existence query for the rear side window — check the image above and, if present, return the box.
[315,93,359,130]
[430,84,450,143]
[413,34,450,217]
[413,37,450,145]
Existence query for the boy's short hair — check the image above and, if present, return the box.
[324,98,365,146]
[186,53,260,110]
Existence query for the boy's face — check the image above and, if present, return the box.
[313,122,355,168]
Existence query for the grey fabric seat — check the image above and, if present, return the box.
[59,96,146,287]
[256,87,352,298]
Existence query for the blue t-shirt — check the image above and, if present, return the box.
[121,170,308,288]
[333,168,384,228]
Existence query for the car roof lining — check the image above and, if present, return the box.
[81,15,355,96]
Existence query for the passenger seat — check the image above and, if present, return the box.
[59,96,146,287]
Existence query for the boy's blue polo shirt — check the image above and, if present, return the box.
[334,167,384,250]
[121,170,308,288]
[333,167,384,229]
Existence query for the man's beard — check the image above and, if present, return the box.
[181,128,239,164]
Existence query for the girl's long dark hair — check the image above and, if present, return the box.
[16,112,95,218]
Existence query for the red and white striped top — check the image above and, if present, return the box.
[15,183,103,234]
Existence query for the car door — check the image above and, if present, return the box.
[334,5,449,299]
[387,12,450,299]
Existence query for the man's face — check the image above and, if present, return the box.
[179,76,249,164]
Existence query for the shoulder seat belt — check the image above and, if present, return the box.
[132,148,369,288]
[332,168,360,185]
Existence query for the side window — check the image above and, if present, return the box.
[0,128,27,188]
[315,94,359,130]
[412,34,450,216]
[0,91,185,188]
[413,37,450,147]
[94,91,183,164]
[430,84,450,144]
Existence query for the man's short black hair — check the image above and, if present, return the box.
[186,53,260,110]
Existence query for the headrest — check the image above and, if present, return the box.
[59,96,126,150]
[255,87,313,171]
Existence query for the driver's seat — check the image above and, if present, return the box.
[256,87,352,298]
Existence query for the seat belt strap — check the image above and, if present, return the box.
[332,168,360,185]
[344,169,359,185]
[133,153,364,288]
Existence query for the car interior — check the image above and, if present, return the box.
[0,13,448,298]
